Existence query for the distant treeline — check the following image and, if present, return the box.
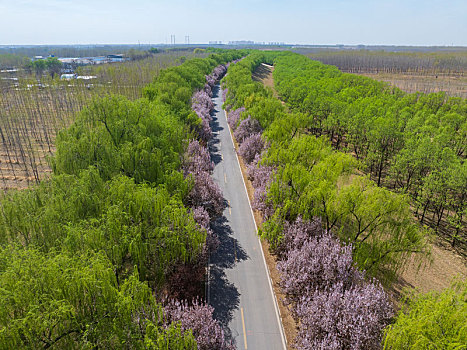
[302,50,467,75]
[0,47,217,69]
[0,44,162,58]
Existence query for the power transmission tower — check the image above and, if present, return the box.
[185,35,190,45]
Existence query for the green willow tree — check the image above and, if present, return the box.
[223,52,429,283]
[271,52,466,246]
[383,282,467,349]
[0,49,246,348]
[0,246,197,349]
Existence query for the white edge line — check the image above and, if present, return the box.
[224,107,288,350]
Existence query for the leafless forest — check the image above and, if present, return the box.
[307,50,467,97]
[0,51,201,190]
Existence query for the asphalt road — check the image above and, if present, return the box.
[208,85,287,350]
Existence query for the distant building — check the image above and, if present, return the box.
[60,73,77,80]
[106,54,124,62]
[228,41,255,45]
[77,75,97,80]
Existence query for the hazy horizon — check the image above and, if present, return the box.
[0,0,466,46]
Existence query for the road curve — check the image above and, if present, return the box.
[208,84,287,350]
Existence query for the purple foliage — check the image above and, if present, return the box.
[233,116,262,143]
[211,65,227,81]
[205,76,216,89]
[205,65,227,96]
[238,133,264,164]
[204,83,212,96]
[184,140,214,175]
[294,282,393,350]
[164,299,234,350]
[192,90,214,141]
[192,90,214,121]
[198,119,213,143]
[192,206,219,252]
[271,218,392,349]
[247,154,275,217]
[227,107,245,130]
[192,206,210,229]
[188,170,225,218]
[277,232,362,304]
[277,216,323,258]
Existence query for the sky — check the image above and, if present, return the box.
[0,0,466,46]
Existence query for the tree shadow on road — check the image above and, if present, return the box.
[209,121,223,166]
[208,202,248,342]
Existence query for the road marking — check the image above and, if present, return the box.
[221,154,223,160]
[224,173,227,183]
[227,200,231,215]
[224,109,288,349]
[241,307,248,349]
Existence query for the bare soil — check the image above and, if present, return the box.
[358,72,467,98]
[252,63,276,91]
[252,63,467,303]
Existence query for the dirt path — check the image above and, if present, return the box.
[252,62,467,300]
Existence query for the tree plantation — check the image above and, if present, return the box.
[0,47,465,349]
[0,49,244,348]
[222,51,466,349]
[0,50,201,190]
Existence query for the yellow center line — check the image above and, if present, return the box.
[241,307,248,349]
[228,200,231,215]
[224,173,227,183]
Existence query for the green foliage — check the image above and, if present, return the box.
[0,246,166,349]
[272,51,467,246]
[223,51,429,283]
[52,95,184,183]
[334,177,429,281]
[0,53,29,69]
[383,282,467,349]
[45,57,62,78]
[0,170,205,289]
[0,49,245,348]
[26,57,63,78]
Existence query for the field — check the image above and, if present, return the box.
[304,50,467,98]
[358,72,467,98]
[0,51,201,190]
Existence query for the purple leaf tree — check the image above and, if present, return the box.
[188,171,225,218]
[164,299,234,350]
[227,107,245,130]
[247,153,275,218]
[184,140,214,175]
[192,206,219,253]
[294,282,393,350]
[238,133,264,164]
[277,232,362,304]
[233,116,262,143]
